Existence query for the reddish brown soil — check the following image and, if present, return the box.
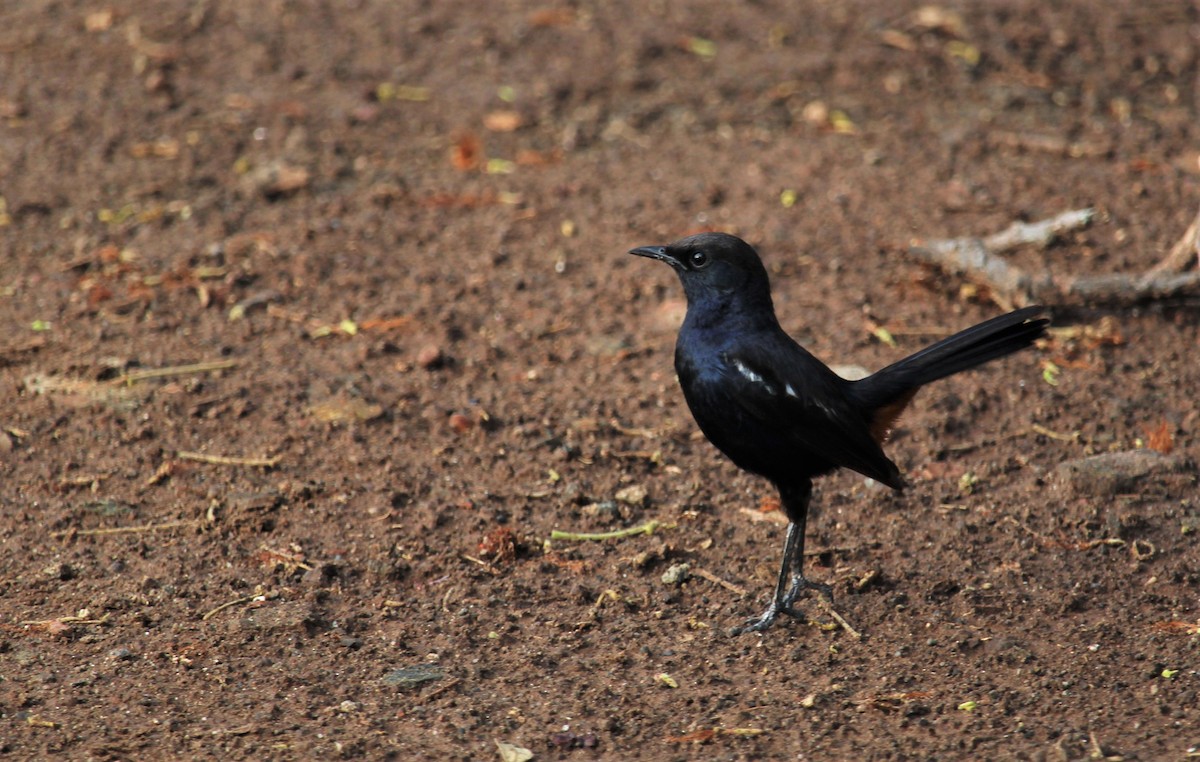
[3,2,1199,759]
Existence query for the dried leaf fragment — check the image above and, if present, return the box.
[484,110,523,132]
[451,133,483,171]
[529,8,574,27]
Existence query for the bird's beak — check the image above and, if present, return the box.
[629,245,674,266]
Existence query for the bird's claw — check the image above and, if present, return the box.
[730,575,833,635]
[728,602,806,636]
[789,577,833,604]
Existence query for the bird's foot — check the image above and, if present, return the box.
[786,575,834,606]
[729,575,833,636]
[728,601,806,635]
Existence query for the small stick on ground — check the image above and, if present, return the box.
[115,359,239,385]
[413,677,462,705]
[1030,423,1081,443]
[259,544,313,571]
[908,208,1093,308]
[1001,516,1126,552]
[814,596,862,639]
[550,520,670,542]
[22,612,110,627]
[691,567,748,596]
[1146,206,1200,278]
[177,450,281,468]
[909,204,1200,307]
[460,554,501,576]
[202,595,258,621]
[53,518,202,538]
[202,589,277,621]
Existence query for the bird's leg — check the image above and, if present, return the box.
[732,482,831,634]
[778,482,833,607]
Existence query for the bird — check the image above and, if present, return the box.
[629,232,1048,634]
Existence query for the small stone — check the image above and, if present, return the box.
[448,413,474,433]
[1054,450,1195,498]
[661,562,690,586]
[108,647,134,662]
[246,160,310,196]
[615,485,648,507]
[42,563,75,581]
[337,700,358,713]
[580,500,619,520]
[416,344,443,369]
[382,663,444,690]
[240,601,320,633]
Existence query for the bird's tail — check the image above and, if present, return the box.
[851,306,1048,441]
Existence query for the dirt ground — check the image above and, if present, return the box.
[3,1,1200,759]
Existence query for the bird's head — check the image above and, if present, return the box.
[629,232,774,314]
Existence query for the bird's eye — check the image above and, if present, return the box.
[689,250,710,269]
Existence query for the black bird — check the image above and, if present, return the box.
[630,232,1048,634]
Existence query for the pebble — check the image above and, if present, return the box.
[416,344,443,368]
[1053,450,1195,498]
[661,563,690,586]
[448,413,474,433]
[382,663,444,690]
[42,563,75,581]
[580,500,619,520]
[615,485,648,507]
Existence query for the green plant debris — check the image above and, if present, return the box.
[486,158,516,174]
[549,520,669,542]
[1042,360,1061,386]
[686,36,716,59]
[829,109,856,134]
[376,82,430,102]
[958,471,978,495]
[871,325,897,347]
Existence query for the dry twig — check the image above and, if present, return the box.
[691,567,748,596]
[53,518,201,538]
[116,359,238,384]
[909,205,1200,308]
[177,450,281,467]
[816,596,863,640]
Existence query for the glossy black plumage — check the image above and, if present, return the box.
[630,232,1048,634]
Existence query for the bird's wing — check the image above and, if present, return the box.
[722,342,905,488]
